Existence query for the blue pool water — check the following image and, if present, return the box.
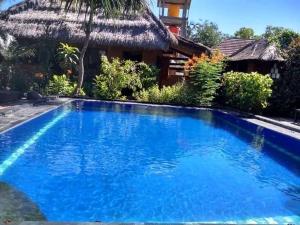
[0,100,299,223]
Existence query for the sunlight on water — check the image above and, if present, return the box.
[0,111,69,176]
[0,101,299,223]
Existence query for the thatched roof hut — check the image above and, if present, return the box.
[0,0,177,50]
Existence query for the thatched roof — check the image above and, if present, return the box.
[0,0,177,50]
[218,38,284,62]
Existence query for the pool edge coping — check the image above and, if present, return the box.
[1,98,300,141]
[0,99,74,135]
[74,99,300,141]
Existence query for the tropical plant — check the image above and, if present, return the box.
[46,74,85,96]
[135,84,187,104]
[223,72,273,113]
[234,27,255,39]
[93,56,142,100]
[185,51,225,106]
[188,20,226,48]
[136,62,159,89]
[0,34,35,90]
[57,42,79,72]
[61,0,148,95]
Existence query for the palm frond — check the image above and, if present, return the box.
[61,0,148,18]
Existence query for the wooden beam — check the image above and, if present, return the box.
[160,16,186,26]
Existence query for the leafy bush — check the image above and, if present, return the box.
[185,51,224,106]
[136,62,159,89]
[135,84,187,104]
[94,57,144,100]
[46,74,85,96]
[223,72,273,112]
[57,42,79,72]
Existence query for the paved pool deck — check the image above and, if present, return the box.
[0,98,71,133]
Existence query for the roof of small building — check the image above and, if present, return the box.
[218,38,284,62]
[218,38,256,57]
[0,0,178,51]
[173,36,211,57]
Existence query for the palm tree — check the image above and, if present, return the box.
[62,0,148,96]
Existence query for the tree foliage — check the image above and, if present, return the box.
[188,20,225,48]
[234,27,255,39]
[263,26,300,50]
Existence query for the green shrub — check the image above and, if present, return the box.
[46,74,85,96]
[136,62,159,89]
[187,52,224,106]
[57,42,79,72]
[93,57,142,100]
[135,84,187,105]
[223,72,273,112]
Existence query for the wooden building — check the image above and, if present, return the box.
[218,38,284,79]
[0,0,209,85]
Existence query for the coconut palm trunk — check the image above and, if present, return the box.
[74,8,94,96]
[63,0,147,96]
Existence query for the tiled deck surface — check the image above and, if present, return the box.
[0,98,71,133]
[254,115,300,132]
[244,116,300,140]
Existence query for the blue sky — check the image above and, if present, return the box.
[1,0,300,35]
[152,0,300,35]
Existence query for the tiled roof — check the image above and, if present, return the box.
[230,39,284,61]
[218,38,284,61]
[218,38,255,57]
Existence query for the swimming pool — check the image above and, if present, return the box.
[0,100,299,223]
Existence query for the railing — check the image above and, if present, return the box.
[160,55,189,86]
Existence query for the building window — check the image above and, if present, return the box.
[270,63,280,79]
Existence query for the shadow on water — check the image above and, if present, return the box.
[0,182,46,224]
[284,185,300,216]
[211,111,300,176]
[72,100,300,176]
